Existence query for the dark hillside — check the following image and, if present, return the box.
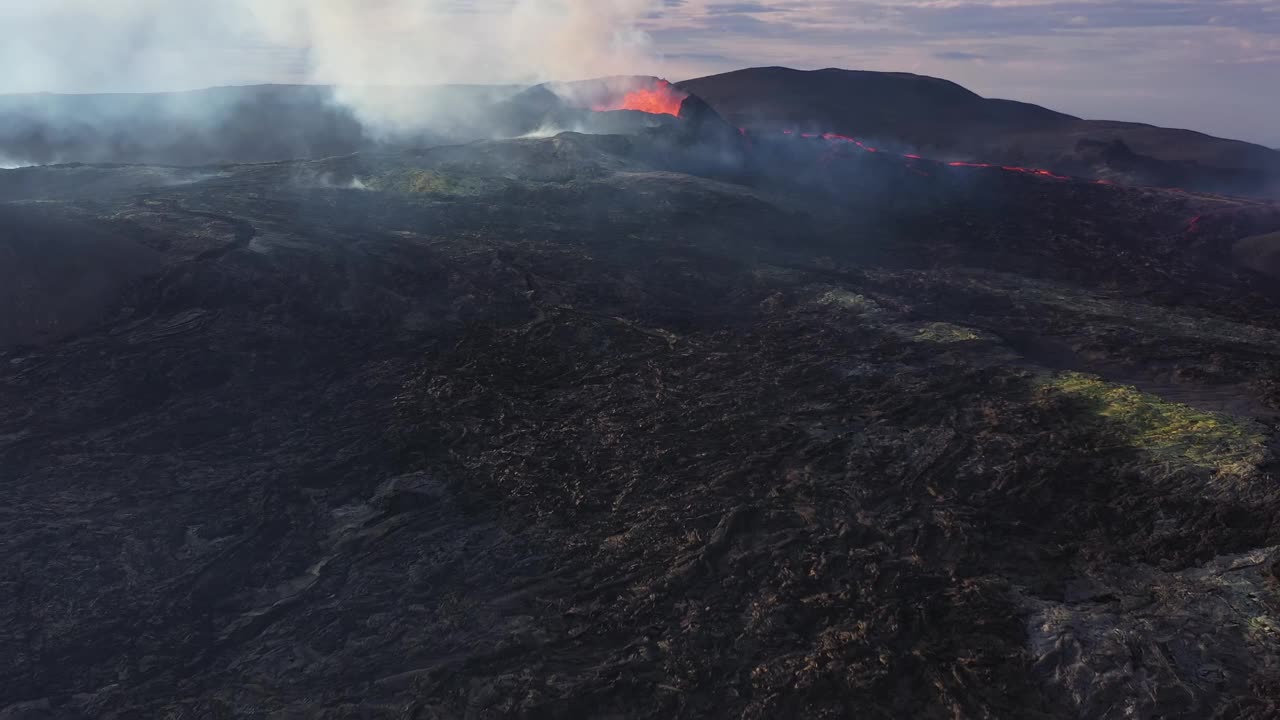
[679,67,1280,195]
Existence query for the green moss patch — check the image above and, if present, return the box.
[1041,372,1268,476]
[912,322,985,344]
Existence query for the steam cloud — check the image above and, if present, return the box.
[0,1,662,131]
[261,0,661,132]
[249,1,659,82]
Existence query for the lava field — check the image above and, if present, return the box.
[3,117,1280,718]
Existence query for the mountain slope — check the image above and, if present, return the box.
[677,66,1077,144]
[678,67,1280,195]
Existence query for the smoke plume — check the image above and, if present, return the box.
[0,1,664,164]
[255,0,662,133]
[1,1,661,90]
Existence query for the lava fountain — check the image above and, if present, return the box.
[593,80,688,117]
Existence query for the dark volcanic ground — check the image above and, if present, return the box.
[5,131,1280,718]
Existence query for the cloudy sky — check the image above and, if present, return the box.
[651,0,1280,147]
[1,0,1276,147]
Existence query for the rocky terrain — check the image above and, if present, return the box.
[4,123,1280,718]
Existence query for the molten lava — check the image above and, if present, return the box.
[773,127,1080,182]
[594,80,687,117]
[751,125,1192,199]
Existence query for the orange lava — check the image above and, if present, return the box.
[762,126,1194,192]
[594,80,687,116]
[942,160,1068,180]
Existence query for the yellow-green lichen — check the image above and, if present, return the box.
[365,169,494,197]
[1249,615,1280,637]
[816,290,883,315]
[1041,372,1268,476]
[912,322,985,344]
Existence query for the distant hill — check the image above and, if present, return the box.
[0,82,684,168]
[0,85,367,166]
[0,84,523,167]
[2,69,1277,196]
[678,67,1280,196]
[680,66,1077,145]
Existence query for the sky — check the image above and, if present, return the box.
[0,0,1276,148]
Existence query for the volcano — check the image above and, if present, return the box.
[477,76,737,143]
[2,70,1276,200]
[5,71,1280,719]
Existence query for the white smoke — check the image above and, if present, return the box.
[0,1,664,131]
[242,0,663,131]
[245,1,658,84]
[503,1,660,82]
[519,121,590,140]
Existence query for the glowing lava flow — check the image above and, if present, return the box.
[761,127,1077,182]
[746,127,1202,229]
[947,161,1072,181]
[593,80,687,117]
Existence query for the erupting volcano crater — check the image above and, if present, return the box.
[548,76,693,119]
[591,79,688,117]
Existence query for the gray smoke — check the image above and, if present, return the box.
[254,0,662,133]
[1,1,660,116]
[0,1,664,165]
